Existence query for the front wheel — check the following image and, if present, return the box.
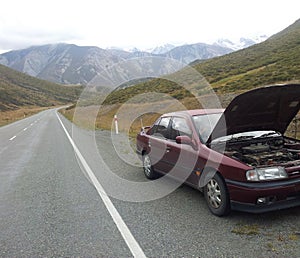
[142,154,158,179]
[204,173,230,216]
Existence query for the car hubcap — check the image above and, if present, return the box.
[143,155,151,176]
[207,179,222,208]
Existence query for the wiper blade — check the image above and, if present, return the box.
[229,135,255,142]
[211,135,254,144]
[255,132,280,138]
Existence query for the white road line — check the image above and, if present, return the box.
[4,112,45,142]
[56,112,147,258]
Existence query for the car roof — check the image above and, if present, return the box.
[162,109,224,117]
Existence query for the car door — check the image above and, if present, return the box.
[163,116,200,184]
[147,116,172,174]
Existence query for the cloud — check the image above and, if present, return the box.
[0,27,81,50]
[0,0,299,52]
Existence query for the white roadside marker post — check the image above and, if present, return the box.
[114,115,119,135]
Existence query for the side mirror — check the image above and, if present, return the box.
[176,135,198,150]
[175,135,193,145]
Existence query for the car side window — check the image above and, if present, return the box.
[153,117,171,138]
[147,119,160,135]
[169,117,192,140]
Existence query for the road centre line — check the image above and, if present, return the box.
[9,136,16,141]
[7,118,41,141]
[8,126,29,141]
[55,112,147,258]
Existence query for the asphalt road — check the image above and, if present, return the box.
[1,108,300,257]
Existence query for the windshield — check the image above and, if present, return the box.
[192,113,222,143]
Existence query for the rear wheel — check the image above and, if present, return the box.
[204,173,230,216]
[142,154,158,179]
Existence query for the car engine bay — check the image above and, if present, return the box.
[212,135,300,167]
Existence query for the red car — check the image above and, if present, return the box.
[136,84,300,216]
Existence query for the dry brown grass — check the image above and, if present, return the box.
[60,96,300,141]
[231,224,260,235]
[0,106,50,126]
[60,96,208,137]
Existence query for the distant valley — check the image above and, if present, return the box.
[0,64,81,110]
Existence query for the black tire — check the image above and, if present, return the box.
[142,154,158,179]
[204,173,231,216]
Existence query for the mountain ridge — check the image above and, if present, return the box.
[0,36,265,86]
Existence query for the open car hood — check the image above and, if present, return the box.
[209,84,300,142]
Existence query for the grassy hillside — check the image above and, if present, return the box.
[0,64,82,111]
[103,78,194,105]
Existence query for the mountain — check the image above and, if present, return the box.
[0,41,244,85]
[106,48,155,59]
[164,43,232,64]
[0,44,124,85]
[114,42,234,64]
[0,64,81,111]
[150,44,176,54]
[214,35,268,50]
[193,18,300,92]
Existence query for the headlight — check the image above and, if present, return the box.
[246,167,287,181]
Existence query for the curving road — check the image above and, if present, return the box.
[1,108,300,257]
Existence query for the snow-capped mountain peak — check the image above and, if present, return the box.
[214,35,269,50]
[148,44,176,54]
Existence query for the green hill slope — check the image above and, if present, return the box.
[0,64,82,111]
[194,18,300,92]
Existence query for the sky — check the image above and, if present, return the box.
[0,0,299,53]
